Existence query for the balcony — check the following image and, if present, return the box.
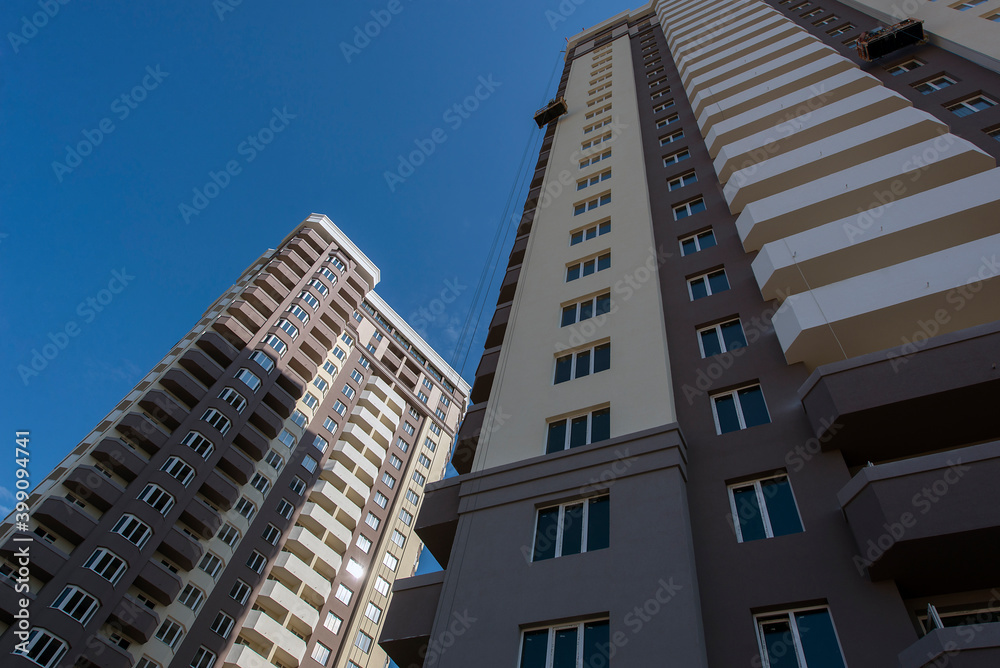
[329,442,378,488]
[257,577,320,630]
[838,441,1000,594]
[497,264,520,304]
[241,286,278,320]
[322,459,372,505]
[0,535,68,582]
[379,571,444,668]
[898,623,1000,668]
[200,470,240,510]
[471,346,500,404]
[158,527,203,571]
[414,477,460,568]
[117,412,170,455]
[75,636,134,668]
[63,465,125,511]
[138,389,188,431]
[249,402,282,439]
[277,248,309,276]
[263,381,296,419]
[271,551,332,604]
[223,644,271,668]
[295,503,352,555]
[287,237,320,265]
[161,368,207,408]
[218,446,255,486]
[253,271,289,302]
[198,330,239,367]
[228,299,266,332]
[341,423,387,467]
[485,303,511,348]
[0,578,31,625]
[213,315,253,349]
[234,426,268,461]
[34,496,97,545]
[267,259,299,288]
[800,321,1000,466]
[179,348,225,387]
[92,438,145,482]
[240,609,307,666]
[273,368,305,403]
[109,594,159,643]
[135,560,182,605]
[310,479,363,529]
[452,402,487,475]
[181,498,223,538]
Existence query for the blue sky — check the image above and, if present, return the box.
[0,0,636,563]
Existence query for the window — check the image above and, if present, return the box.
[365,512,381,530]
[687,269,729,300]
[570,220,611,246]
[313,377,329,395]
[156,618,184,648]
[802,7,822,16]
[303,392,319,410]
[755,607,846,668]
[989,127,1000,142]
[561,293,611,327]
[424,437,437,452]
[663,148,690,166]
[265,450,284,472]
[351,369,364,383]
[649,77,667,88]
[84,548,127,584]
[261,523,281,545]
[336,584,354,604]
[66,493,85,509]
[201,408,231,435]
[234,496,256,520]
[813,13,838,25]
[519,620,610,668]
[329,255,347,271]
[430,422,441,436]
[566,253,611,282]
[440,394,450,407]
[356,535,373,552]
[333,400,347,416]
[374,576,391,596]
[729,474,803,542]
[577,169,611,190]
[249,350,274,372]
[712,384,771,434]
[211,612,235,638]
[298,290,320,310]
[319,266,338,284]
[218,387,247,413]
[322,360,336,376]
[953,0,987,9]
[365,602,384,623]
[341,332,355,346]
[290,409,307,427]
[412,471,427,486]
[418,391,430,404]
[302,454,318,473]
[826,23,854,35]
[276,499,294,519]
[668,170,697,191]
[546,408,611,454]
[584,118,613,134]
[250,473,270,494]
[230,580,251,604]
[277,429,296,448]
[236,368,262,393]
[324,611,343,633]
[680,229,717,255]
[418,453,431,468]
[405,489,420,505]
[673,197,706,220]
[52,585,99,624]
[656,112,679,128]
[136,658,160,668]
[179,583,205,611]
[554,343,611,384]
[311,434,329,454]
[391,530,406,548]
[332,346,347,361]
[397,437,409,452]
[308,278,329,296]
[383,552,399,571]
[660,129,684,146]
[986,12,1000,21]
[573,192,611,215]
[579,149,611,169]
[532,495,610,560]
[161,456,195,487]
[948,95,996,116]
[374,491,389,508]
[359,355,371,369]
[286,304,310,324]
[342,385,356,400]
[390,454,403,469]
[914,75,956,93]
[262,334,287,357]
[651,88,670,99]
[181,431,214,459]
[199,552,223,578]
[217,523,240,546]
[403,422,416,435]
[139,484,175,515]
[698,319,747,357]
[311,643,332,664]
[399,508,414,526]
[14,629,68,667]
[355,631,374,653]
[382,472,397,489]
[246,551,267,573]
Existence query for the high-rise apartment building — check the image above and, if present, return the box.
[380,1,1000,667]
[0,214,469,668]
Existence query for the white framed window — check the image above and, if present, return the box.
[341,332,355,346]
[418,453,431,468]
[265,450,284,471]
[914,75,956,94]
[52,585,99,624]
[302,393,319,410]
[346,558,364,578]
[298,290,320,310]
[311,643,332,664]
[403,422,416,435]
[948,95,996,116]
[229,579,251,604]
[322,360,336,375]
[246,550,267,573]
[583,117,613,134]
[311,434,329,453]
[570,220,610,246]
[328,254,347,271]
[262,334,288,357]
[381,472,396,489]
[234,496,256,520]
[649,77,667,88]
[359,355,371,369]
[813,13,838,25]
[236,368,262,392]
[277,429,296,448]
[308,278,329,297]
[180,431,214,459]
[886,58,923,75]
[412,471,426,486]
[290,409,307,427]
[729,473,804,542]
[519,620,610,668]
[560,292,611,327]
[391,529,406,548]
[382,552,399,571]
[390,454,403,470]
[663,148,691,166]
[365,512,381,530]
[217,523,240,546]
[545,408,610,454]
[262,523,281,545]
[424,437,437,452]
[953,0,987,9]
[651,88,670,99]
[332,346,347,360]
[355,631,374,653]
[755,607,846,667]
[712,384,771,434]
[276,499,294,519]
[136,657,160,668]
[357,534,373,552]
[14,629,68,667]
[324,611,343,633]
[374,491,389,508]
[286,304,310,324]
[826,22,855,35]
[351,369,364,383]
[687,269,729,300]
[679,229,716,256]
[399,508,414,526]
[201,408,231,435]
[218,387,247,413]
[211,612,235,638]
[199,552,223,579]
[84,548,127,584]
[659,129,684,146]
[302,454,318,473]
[655,112,679,128]
[312,377,329,395]
[579,149,611,169]
[566,253,611,282]
[179,583,205,612]
[365,601,383,623]
[532,495,610,561]
[374,576,391,596]
[249,350,274,372]
[646,67,664,78]
[139,484,175,515]
[418,390,429,404]
[189,647,215,668]
[573,192,611,216]
[336,583,353,604]
[698,318,747,357]
[554,343,611,384]
[342,385,357,400]
[333,400,347,416]
[161,456,195,487]
[577,169,611,191]
[155,618,184,648]
[668,170,698,191]
[250,473,270,494]
[319,266,338,284]
[405,489,420,505]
